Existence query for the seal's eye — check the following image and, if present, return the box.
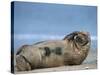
[74,35,84,44]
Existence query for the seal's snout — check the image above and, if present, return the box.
[81,32,89,35]
[80,32,90,38]
[80,31,90,41]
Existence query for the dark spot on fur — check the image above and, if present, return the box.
[44,47,51,56]
[39,47,42,49]
[34,41,45,45]
[54,47,62,55]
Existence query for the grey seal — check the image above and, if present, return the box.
[15,31,91,71]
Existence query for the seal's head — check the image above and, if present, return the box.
[63,31,91,47]
[63,31,91,65]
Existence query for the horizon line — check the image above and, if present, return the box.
[14,34,97,40]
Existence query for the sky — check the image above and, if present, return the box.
[12,1,97,50]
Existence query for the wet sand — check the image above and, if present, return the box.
[16,63,97,74]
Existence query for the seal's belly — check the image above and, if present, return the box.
[41,53,64,67]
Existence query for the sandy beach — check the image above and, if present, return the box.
[16,63,97,74]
